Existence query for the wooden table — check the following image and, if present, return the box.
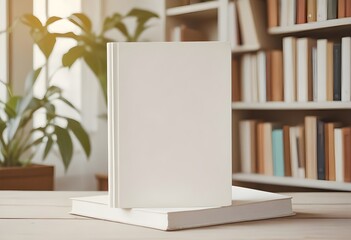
[1,191,351,239]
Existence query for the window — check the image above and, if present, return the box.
[0,0,8,101]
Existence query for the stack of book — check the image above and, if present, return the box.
[239,117,351,182]
[71,42,294,230]
[267,0,351,28]
[232,36,351,103]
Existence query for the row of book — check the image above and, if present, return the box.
[267,0,351,28]
[232,36,351,103]
[239,117,351,182]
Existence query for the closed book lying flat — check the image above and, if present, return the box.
[71,186,293,231]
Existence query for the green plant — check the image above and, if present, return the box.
[0,68,91,171]
[18,8,159,104]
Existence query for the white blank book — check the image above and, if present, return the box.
[107,42,232,208]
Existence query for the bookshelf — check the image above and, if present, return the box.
[165,0,228,42]
[165,0,351,191]
[269,17,351,35]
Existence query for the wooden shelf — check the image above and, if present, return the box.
[166,1,219,19]
[269,17,351,35]
[232,102,351,110]
[233,173,351,191]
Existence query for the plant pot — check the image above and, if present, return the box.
[0,164,54,190]
[95,173,108,191]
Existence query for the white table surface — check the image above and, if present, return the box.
[1,191,351,240]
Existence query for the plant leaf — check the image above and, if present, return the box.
[102,13,123,33]
[43,136,53,161]
[62,45,85,68]
[67,13,92,33]
[37,33,56,59]
[45,16,61,26]
[126,8,159,41]
[58,96,80,113]
[54,125,73,171]
[20,14,43,29]
[67,118,91,157]
[115,21,130,40]
[24,67,42,92]
[45,85,62,98]
[5,96,20,118]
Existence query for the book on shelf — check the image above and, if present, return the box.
[232,36,351,104]
[296,37,315,102]
[271,50,284,101]
[317,119,326,180]
[343,127,351,182]
[107,42,232,208]
[71,186,294,231]
[334,128,344,181]
[269,0,349,27]
[272,128,285,177]
[333,42,342,101]
[283,125,293,177]
[283,37,297,102]
[239,120,257,173]
[296,0,307,24]
[342,37,351,102]
[232,58,241,102]
[267,0,279,27]
[238,117,351,182]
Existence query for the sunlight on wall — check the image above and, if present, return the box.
[33,0,82,125]
[0,0,8,102]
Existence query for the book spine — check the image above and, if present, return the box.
[290,126,300,178]
[312,46,318,101]
[267,0,279,27]
[338,0,346,18]
[280,0,289,26]
[327,0,337,19]
[297,38,308,102]
[266,51,272,101]
[251,54,259,103]
[305,116,317,179]
[263,123,274,176]
[257,51,267,103]
[283,125,292,176]
[239,121,253,173]
[297,126,306,178]
[307,0,317,22]
[325,123,336,181]
[341,37,351,101]
[326,41,334,101]
[317,0,328,21]
[317,39,327,102]
[232,59,241,102]
[272,129,285,177]
[317,119,326,180]
[296,0,307,24]
[241,54,252,102]
[334,128,344,182]
[283,37,297,102]
[288,0,297,25]
[343,128,351,182]
[346,0,351,17]
[271,50,284,101]
[333,43,342,101]
[257,123,265,174]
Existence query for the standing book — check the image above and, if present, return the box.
[107,42,232,208]
[71,186,294,231]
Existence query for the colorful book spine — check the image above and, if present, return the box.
[272,129,285,177]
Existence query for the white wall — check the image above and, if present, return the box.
[47,0,165,190]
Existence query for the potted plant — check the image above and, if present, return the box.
[0,68,91,190]
[4,8,158,190]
